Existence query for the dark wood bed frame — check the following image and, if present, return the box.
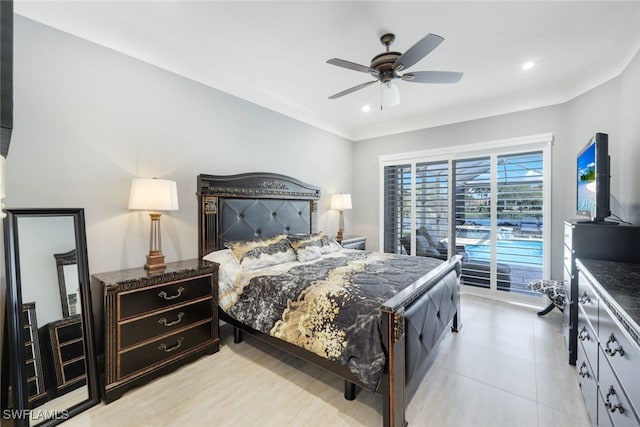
[197,172,461,427]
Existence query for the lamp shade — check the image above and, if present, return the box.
[331,193,352,210]
[128,178,179,211]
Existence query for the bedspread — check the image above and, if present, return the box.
[224,250,444,391]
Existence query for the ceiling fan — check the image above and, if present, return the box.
[326,32,463,108]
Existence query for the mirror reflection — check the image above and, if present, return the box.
[3,209,98,427]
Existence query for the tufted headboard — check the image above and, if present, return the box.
[197,172,321,258]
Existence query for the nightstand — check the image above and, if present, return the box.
[337,235,367,250]
[91,259,219,403]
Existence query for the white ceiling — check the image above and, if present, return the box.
[15,1,640,141]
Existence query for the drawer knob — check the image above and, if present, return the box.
[578,292,591,305]
[158,337,184,353]
[578,361,590,378]
[158,287,185,301]
[158,312,185,327]
[604,386,625,414]
[605,333,625,357]
[578,326,590,341]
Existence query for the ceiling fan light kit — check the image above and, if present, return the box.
[327,32,463,107]
[381,81,400,109]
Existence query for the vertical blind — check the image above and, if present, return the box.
[383,148,545,296]
[496,152,544,293]
[383,164,411,254]
[416,161,450,246]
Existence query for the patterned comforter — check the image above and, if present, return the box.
[222,250,445,391]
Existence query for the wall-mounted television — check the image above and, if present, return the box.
[576,132,610,222]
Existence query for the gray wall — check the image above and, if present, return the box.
[352,48,640,281]
[6,16,354,275]
[0,17,353,373]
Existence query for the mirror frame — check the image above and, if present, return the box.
[53,249,78,317]
[3,208,99,426]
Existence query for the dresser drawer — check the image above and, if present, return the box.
[55,318,82,342]
[598,393,615,427]
[119,299,213,349]
[577,339,598,425]
[599,346,640,427]
[564,223,573,248]
[60,339,85,362]
[564,245,573,273]
[119,275,212,319]
[61,358,86,384]
[578,272,599,332]
[577,309,599,367]
[599,302,640,417]
[119,321,213,379]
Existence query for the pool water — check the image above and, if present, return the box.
[465,239,543,266]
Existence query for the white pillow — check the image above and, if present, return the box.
[202,249,241,296]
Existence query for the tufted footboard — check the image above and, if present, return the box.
[380,258,461,427]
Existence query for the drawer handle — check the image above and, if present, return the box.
[158,312,185,327]
[605,333,625,357]
[578,326,590,341]
[578,292,591,305]
[578,361,590,378]
[158,287,185,301]
[604,386,625,414]
[158,337,184,353]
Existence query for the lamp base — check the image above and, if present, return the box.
[336,230,344,241]
[144,251,166,271]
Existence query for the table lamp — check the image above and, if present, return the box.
[331,193,352,241]
[128,177,179,271]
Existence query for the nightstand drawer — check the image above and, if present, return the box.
[119,321,213,379]
[119,275,212,319]
[119,299,213,349]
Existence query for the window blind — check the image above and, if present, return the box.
[383,164,411,254]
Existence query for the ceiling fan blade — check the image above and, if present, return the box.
[328,80,378,99]
[327,58,379,76]
[394,33,444,71]
[401,71,464,84]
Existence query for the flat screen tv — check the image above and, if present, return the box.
[576,133,610,222]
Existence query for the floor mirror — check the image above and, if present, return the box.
[3,209,99,426]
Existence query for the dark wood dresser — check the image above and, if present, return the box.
[22,302,47,408]
[45,315,86,395]
[91,259,219,403]
[575,259,640,427]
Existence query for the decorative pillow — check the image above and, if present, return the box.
[202,249,241,296]
[225,235,297,270]
[288,234,323,262]
[288,231,341,258]
[315,231,342,253]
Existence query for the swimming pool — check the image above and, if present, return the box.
[465,239,543,266]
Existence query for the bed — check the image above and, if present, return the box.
[197,172,461,427]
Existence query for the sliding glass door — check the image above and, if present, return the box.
[380,134,551,299]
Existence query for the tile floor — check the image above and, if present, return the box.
[62,294,591,426]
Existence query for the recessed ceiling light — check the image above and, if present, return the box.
[362,105,371,113]
[522,61,535,71]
